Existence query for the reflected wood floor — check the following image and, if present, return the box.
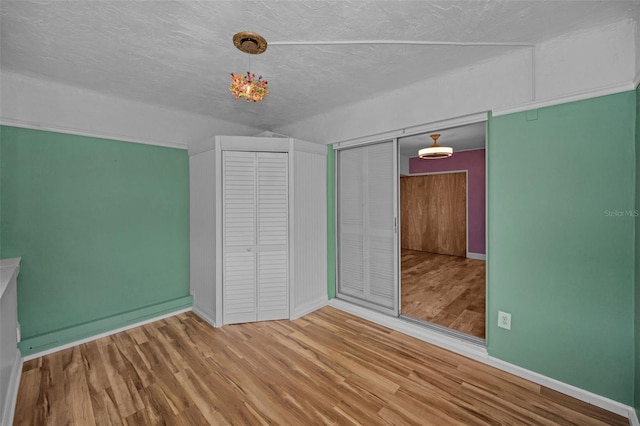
[14,307,627,425]
[402,249,486,339]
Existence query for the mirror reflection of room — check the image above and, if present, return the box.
[399,122,486,340]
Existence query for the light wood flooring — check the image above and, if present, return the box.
[402,249,486,339]
[14,307,627,425]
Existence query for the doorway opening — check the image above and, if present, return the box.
[398,122,486,341]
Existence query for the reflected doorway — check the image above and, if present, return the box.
[398,122,486,341]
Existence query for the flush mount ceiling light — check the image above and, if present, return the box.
[418,134,453,159]
[230,32,269,102]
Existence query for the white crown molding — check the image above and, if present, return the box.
[328,298,636,422]
[0,117,189,151]
[493,81,636,117]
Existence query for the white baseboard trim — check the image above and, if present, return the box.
[2,349,22,426]
[467,252,486,261]
[630,408,639,426]
[22,307,192,361]
[329,299,488,360]
[291,296,329,320]
[484,356,634,418]
[328,298,636,422]
[192,305,217,328]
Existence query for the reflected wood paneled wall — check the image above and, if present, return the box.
[400,173,466,257]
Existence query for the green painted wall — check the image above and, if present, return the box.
[1,126,191,354]
[635,83,640,415]
[488,92,636,404]
[327,144,336,299]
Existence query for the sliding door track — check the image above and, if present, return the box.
[400,314,485,347]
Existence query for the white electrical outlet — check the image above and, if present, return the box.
[498,311,511,330]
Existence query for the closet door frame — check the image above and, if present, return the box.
[331,111,488,327]
[334,138,399,316]
[214,136,294,327]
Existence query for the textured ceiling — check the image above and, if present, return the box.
[1,1,638,131]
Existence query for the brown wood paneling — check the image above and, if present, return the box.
[14,309,628,425]
[400,173,466,257]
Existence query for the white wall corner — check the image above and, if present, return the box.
[192,305,217,328]
[0,70,263,150]
[292,296,329,320]
[535,19,636,100]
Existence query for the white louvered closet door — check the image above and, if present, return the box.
[337,141,397,315]
[223,151,257,324]
[222,151,289,325]
[256,153,289,321]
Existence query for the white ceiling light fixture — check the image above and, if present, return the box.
[418,133,453,159]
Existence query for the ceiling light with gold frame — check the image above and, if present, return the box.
[230,32,269,102]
